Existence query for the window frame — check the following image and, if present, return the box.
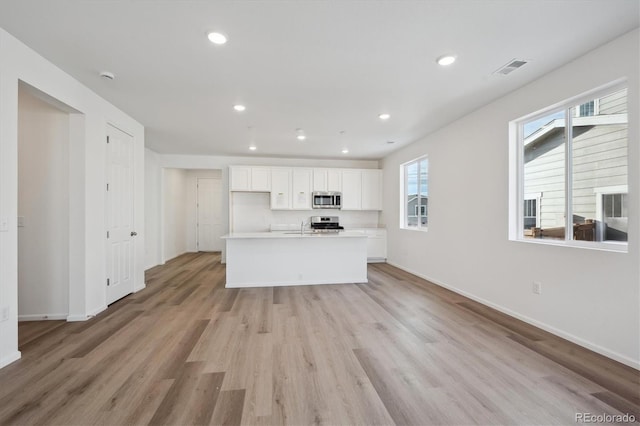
[400,155,428,231]
[509,80,628,252]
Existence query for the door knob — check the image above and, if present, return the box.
[131,231,138,236]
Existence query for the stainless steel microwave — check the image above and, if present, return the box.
[312,191,342,209]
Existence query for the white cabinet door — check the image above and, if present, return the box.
[312,169,327,191]
[271,168,292,209]
[251,167,271,191]
[230,166,271,191]
[292,169,312,210]
[229,166,251,191]
[361,169,382,210]
[327,169,342,192]
[367,229,387,261]
[341,170,362,210]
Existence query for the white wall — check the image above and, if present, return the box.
[0,27,145,368]
[17,87,69,320]
[144,148,161,269]
[162,168,189,262]
[381,29,639,368]
[143,153,380,268]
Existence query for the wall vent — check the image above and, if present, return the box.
[493,59,528,75]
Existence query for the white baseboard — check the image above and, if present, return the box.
[0,351,21,369]
[386,260,640,371]
[67,304,107,322]
[18,314,67,321]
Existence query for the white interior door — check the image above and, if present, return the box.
[106,125,135,304]
[197,178,222,251]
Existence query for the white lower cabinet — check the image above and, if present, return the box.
[351,228,387,262]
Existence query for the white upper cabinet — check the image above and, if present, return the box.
[292,169,312,210]
[229,166,271,192]
[361,169,382,210]
[270,168,291,210]
[230,165,381,211]
[327,169,342,192]
[341,169,382,211]
[313,168,342,192]
[341,170,362,210]
[251,167,272,191]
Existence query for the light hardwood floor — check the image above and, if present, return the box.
[1,252,638,425]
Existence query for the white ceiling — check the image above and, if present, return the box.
[0,1,638,160]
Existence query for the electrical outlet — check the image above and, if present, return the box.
[1,306,9,322]
[0,217,8,232]
[532,281,542,295]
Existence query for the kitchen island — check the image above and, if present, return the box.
[221,231,368,288]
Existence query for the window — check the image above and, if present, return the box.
[511,84,628,250]
[401,156,428,230]
[594,186,628,242]
[523,195,540,230]
[576,99,599,117]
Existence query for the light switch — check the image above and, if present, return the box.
[0,217,8,232]
[17,217,24,227]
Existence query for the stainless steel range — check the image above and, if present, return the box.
[310,216,344,233]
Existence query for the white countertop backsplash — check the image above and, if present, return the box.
[232,192,382,233]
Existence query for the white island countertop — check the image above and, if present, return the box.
[222,231,368,288]
[221,231,367,239]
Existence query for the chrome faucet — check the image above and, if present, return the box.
[301,220,305,235]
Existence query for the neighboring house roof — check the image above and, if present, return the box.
[407,195,428,204]
[523,113,627,163]
[524,114,627,148]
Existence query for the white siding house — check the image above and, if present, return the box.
[523,88,628,241]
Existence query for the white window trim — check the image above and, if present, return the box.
[400,155,428,232]
[508,79,628,253]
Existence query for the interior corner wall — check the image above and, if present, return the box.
[381,29,640,368]
[17,87,69,320]
[0,27,145,368]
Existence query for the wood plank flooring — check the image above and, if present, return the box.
[1,252,638,425]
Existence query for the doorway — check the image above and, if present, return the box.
[17,84,70,323]
[197,177,223,251]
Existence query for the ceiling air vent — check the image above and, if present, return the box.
[493,59,528,75]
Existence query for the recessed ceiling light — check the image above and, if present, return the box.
[233,104,246,112]
[297,135,306,141]
[387,140,396,144]
[342,148,349,154]
[296,128,306,141]
[249,146,257,151]
[378,113,391,120]
[207,32,228,45]
[437,55,457,66]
